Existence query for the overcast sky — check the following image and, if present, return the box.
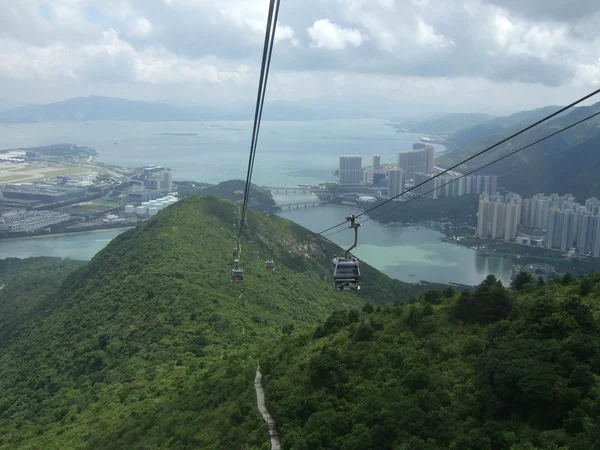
[1,0,599,115]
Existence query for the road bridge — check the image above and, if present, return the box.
[279,201,327,211]
[262,186,330,195]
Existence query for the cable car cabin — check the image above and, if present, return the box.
[231,268,244,283]
[331,256,361,291]
[265,260,275,271]
[233,247,238,257]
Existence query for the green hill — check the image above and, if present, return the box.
[438,102,600,199]
[177,179,278,213]
[0,195,421,449]
[260,273,600,449]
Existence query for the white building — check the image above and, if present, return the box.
[386,168,405,199]
[373,155,381,172]
[339,155,362,185]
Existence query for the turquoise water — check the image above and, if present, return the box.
[0,230,126,261]
[0,205,513,286]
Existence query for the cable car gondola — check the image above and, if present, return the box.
[265,260,275,271]
[231,267,244,283]
[332,215,361,291]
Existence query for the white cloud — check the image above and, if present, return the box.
[307,19,367,50]
[128,18,153,39]
[1,0,600,111]
[415,20,453,49]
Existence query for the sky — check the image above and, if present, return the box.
[1,0,599,116]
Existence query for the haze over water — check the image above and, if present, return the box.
[1,119,443,186]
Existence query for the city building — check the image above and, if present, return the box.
[397,146,435,180]
[339,155,363,185]
[145,177,162,190]
[476,193,522,241]
[386,168,405,199]
[373,155,381,172]
[143,165,165,175]
[362,169,374,185]
[1,210,71,232]
[1,184,87,203]
[162,169,173,192]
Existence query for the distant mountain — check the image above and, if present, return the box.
[0,96,204,122]
[437,102,600,199]
[447,106,561,148]
[393,113,496,136]
[0,96,372,123]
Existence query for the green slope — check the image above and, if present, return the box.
[438,102,600,199]
[261,274,600,449]
[0,258,85,341]
[0,195,420,449]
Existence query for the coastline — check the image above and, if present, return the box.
[0,227,134,242]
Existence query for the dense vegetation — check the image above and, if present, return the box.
[368,194,479,224]
[0,195,421,449]
[261,272,600,449]
[438,102,600,199]
[0,257,84,341]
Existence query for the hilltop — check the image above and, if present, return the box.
[0,195,421,449]
[176,179,279,213]
[261,273,600,449]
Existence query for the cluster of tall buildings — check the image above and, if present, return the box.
[413,173,498,199]
[477,193,523,242]
[477,192,600,257]
[522,194,600,255]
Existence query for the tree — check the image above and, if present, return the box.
[511,271,533,291]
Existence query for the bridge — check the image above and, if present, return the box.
[278,201,327,211]
[262,186,330,195]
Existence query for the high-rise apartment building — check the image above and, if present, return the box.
[162,169,173,192]
[373,155,381,172]
[339,155,362,185]
[477,193,522,241]
[398,146,434,180]
[387,168,405,199]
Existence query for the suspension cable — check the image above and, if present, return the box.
[237,0,280,250]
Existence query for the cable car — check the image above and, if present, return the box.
[332,256,360,290]
[233,247,239,257]
[231,268,244,283]
[332,215,362,291]
[265,260,275,271]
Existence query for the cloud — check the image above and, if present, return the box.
[127,18,153,39]
[307,19,367,50]
[0,0,600,112]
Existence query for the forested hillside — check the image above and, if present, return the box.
[261,273,600,449]
[437,102,600,199]
[0,195,419,449]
